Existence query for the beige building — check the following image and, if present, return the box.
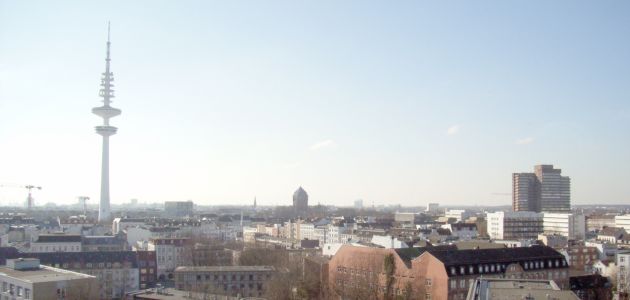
[0,258,98,300]
[174,266,275,298]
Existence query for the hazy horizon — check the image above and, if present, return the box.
[1,1,629,207]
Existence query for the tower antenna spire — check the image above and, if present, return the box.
[92,22,122,224]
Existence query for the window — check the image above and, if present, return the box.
[460,280,466,288]
[24,289,30,299]
[450,279,456,289]
[17,286,22,296]
[425,293,432,300]
[425,278,432,287]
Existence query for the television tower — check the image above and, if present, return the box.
[92,22,121,223]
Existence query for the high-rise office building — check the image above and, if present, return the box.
[512,165,570,213]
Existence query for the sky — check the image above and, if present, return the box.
[1,1,629,207]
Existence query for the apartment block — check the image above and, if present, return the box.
[174,266,275,298]
[0,258,98,300]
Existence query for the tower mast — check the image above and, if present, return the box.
[92,22,121,223]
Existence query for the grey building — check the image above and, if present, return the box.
[513,165,571,213]
[293,187,308,216]
[0,258,99,300]
[164,201,194,217]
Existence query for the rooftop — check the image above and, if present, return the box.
[174,266,275,273]
[35,234,82,243]
[0,264,94,283]
[468,278,579,300]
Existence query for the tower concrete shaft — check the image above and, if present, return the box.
[93,23,121,223]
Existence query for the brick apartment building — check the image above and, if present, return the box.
[329,245,570,300]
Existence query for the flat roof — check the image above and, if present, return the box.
[0,265,93,283]
[174,266,275,272]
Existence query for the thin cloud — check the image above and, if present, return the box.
[283,162,301,169]
[515,137,535,145]
[310,139,336,151]
[446,125,460,136]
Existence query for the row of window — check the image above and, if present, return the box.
[181,273,271,282]
[1,282,31,299]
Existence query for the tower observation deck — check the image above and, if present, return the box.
[92,23,121,223]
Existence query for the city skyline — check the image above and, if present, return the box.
[1,1,629,206]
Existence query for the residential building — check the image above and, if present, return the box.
[441,223,478,240]
[4,251,141,299]
[174,266,275,298]
[562,244,598,271]
[29,234,82,253]
[136,250,158,289]
[0,258,99,300]
[543,213,586,240]
[597,227,627,244]
[538,234,568,249]
[617,251,630,295]
[82,235,128,251]
[486,211,543,240]
[148,238,192,280]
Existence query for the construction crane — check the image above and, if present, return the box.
[0,184,42,209]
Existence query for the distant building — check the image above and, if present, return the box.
[0,258,98,300]
[445,209,473,222]
[174,266,275,298]
[293,187,308,215]
[615,215,630,231]
[513,165,571,213]
[113,217,146,234]
[467,278,579,300]
[543,213,586,240]
[426,203,439,213]
[538,234,569,249]
[394,212,416,224]
[354,199,363,209]
[164,201,194,217]
[29,234,82,253]
[486,211,543,240]
[441,223,478,240]
[587,215,616,232]
[82,235,128,251]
